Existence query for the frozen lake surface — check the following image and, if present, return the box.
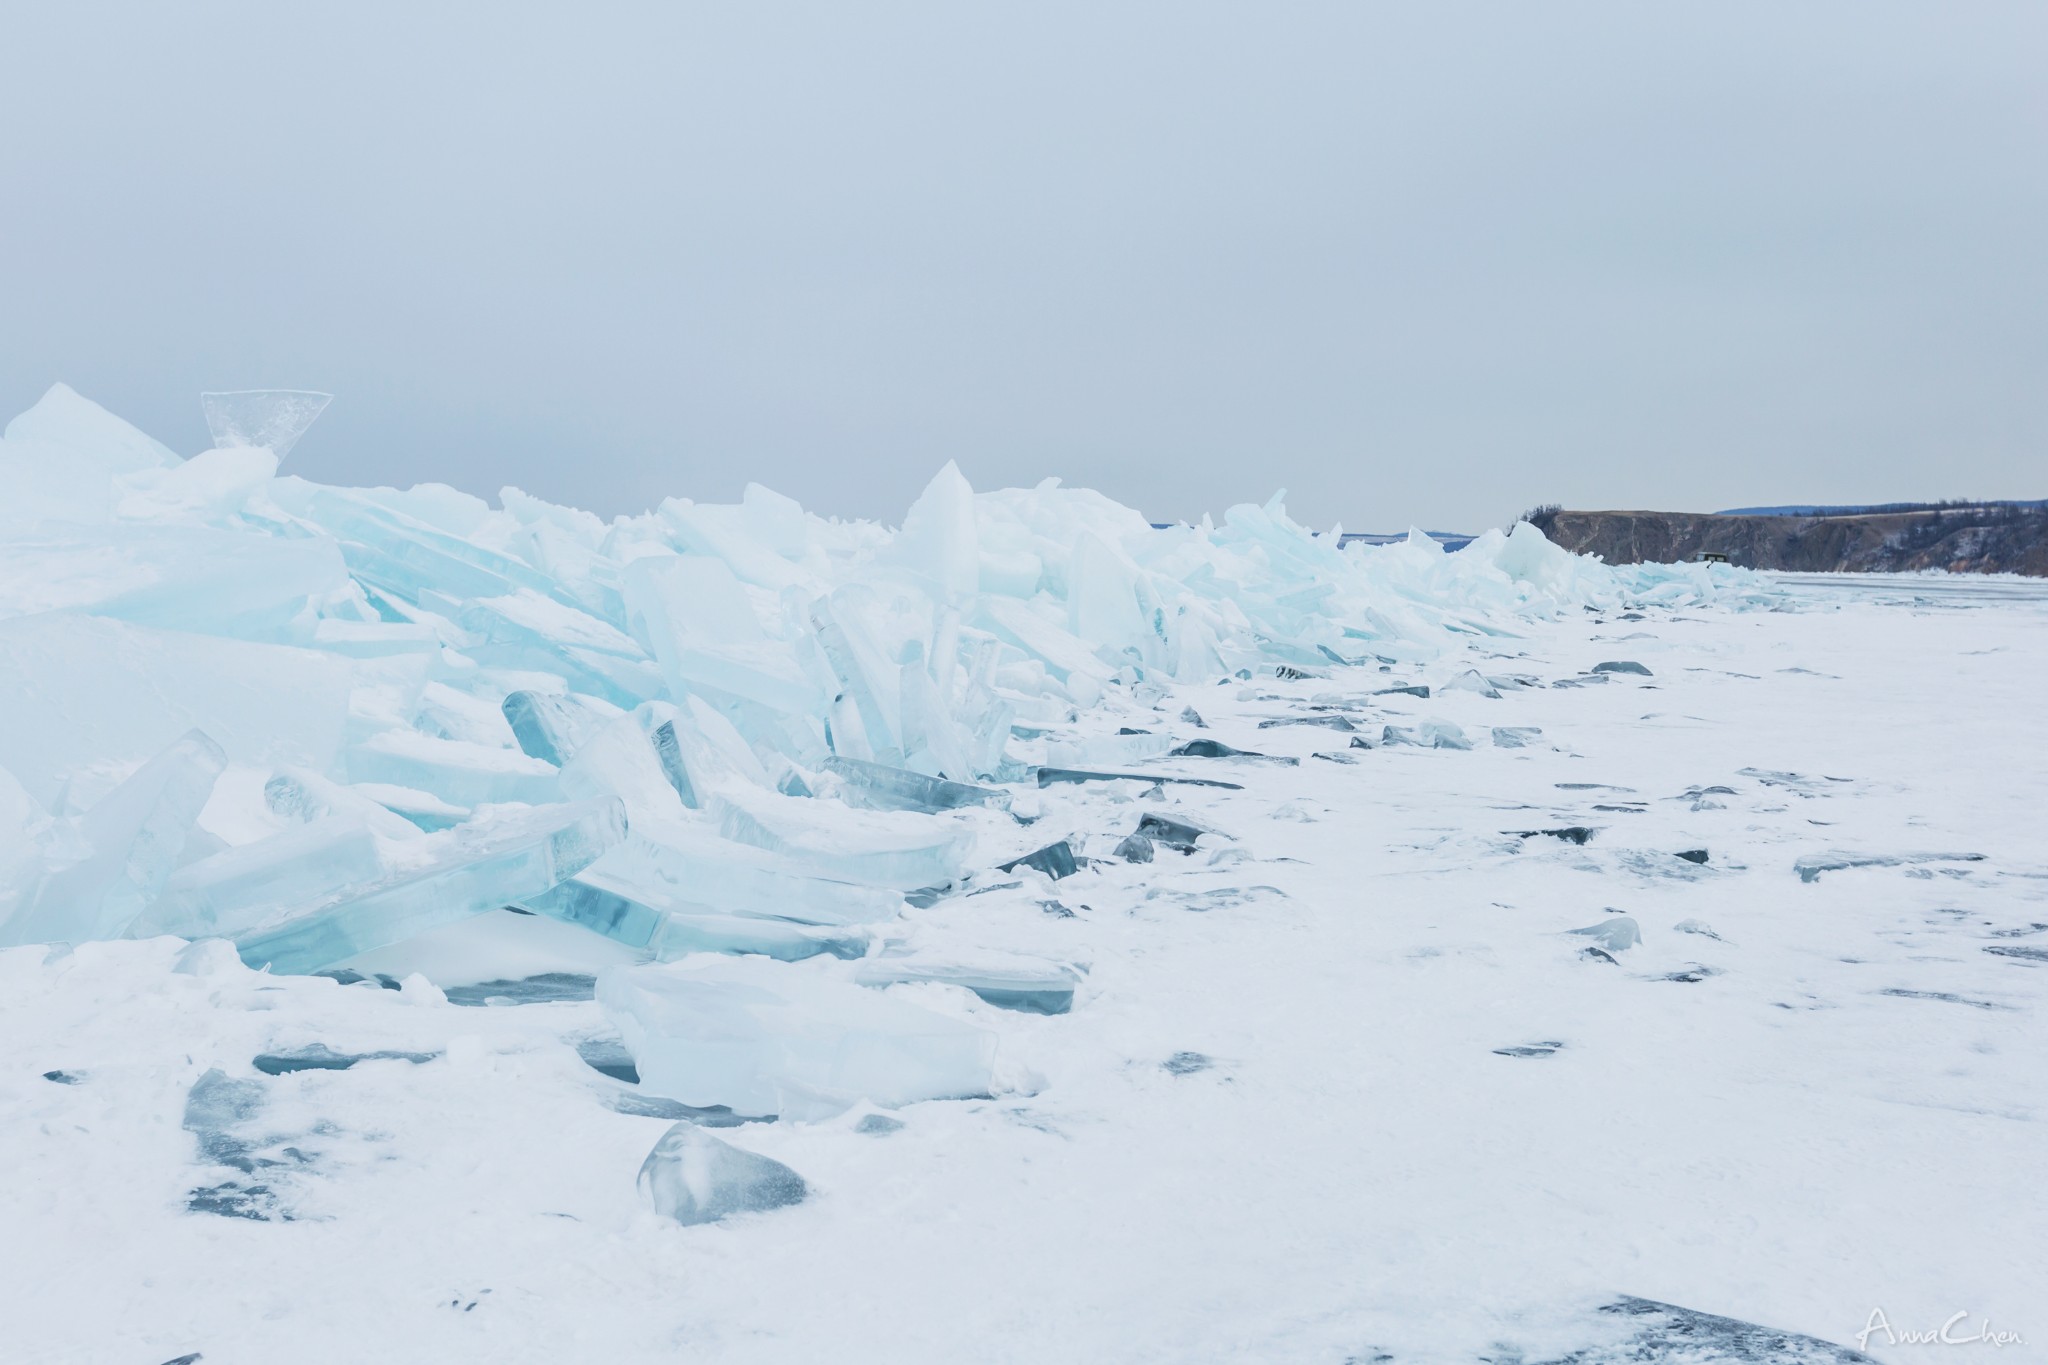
[7,579,2042,1363]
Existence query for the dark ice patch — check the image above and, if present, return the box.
[186,1181,290,1222]
[1163,1051,1213,1075]
[1515,827,1598,845]
[576,1037,640,1084]
[1258,714,1358,731]
[1037,767,1243,790]
[1000,841,1080,880]
[1527,1294,1878,1363]
[42,1069,80,1084]
[601,1088,753,1126]
[1136,813,1207,852]
[1879,988,2012,1010]
[1592,660,1653,676]
[1166,739,1299,764]
[1493,1041,1563,1058]
[252,1044,439,1075]
[444,972,598,1007]
[1795,851,1984,883]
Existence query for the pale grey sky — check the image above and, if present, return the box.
[4,2,2044,531]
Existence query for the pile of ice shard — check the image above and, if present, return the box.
[0,382,1767,988]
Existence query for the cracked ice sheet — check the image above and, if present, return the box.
[2,587,2047,1363]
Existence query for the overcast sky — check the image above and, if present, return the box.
[5,2,2044,531]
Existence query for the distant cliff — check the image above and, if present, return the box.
[1528,503,2048,575]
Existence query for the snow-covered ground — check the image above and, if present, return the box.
[8,578,2043,1364]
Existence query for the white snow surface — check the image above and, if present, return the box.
[0,385,2043,1361]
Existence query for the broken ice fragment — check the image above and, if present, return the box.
[182,1068,266,1172]
[502,690,616,766]
[1374,684,1430,698]
[1380,721,1472,750]
[347,729,560,808]
[1673,919,1724,941]
[1037,767,1243,791]
[1491,726,1543,748]
[999,841,1079,880]
[1794,850,1985,883]
[1113,832,1155,863]
[1256,714,1356,731]
[638,1122,807,1226]
[1514,826,1597,845]
[716,789,973,891]
[1442,668,1501,698]
[821,756,1009,814]
[1567,916,1641,952]
[1674,848,1709,865]
[1592,660,1653,675]
[854,1113,905,1136]
[528,872,869,962]
[1135,813,1206,852]
[133,816,384,941]
[855,953,1081,1014]
[1046,732,1175,767]
[599,957,999,1119]
[1178,707,1208,728]
[1167,739,1297,764]
[233,798,627,975]
[4,729,227,947]
[1492,1041,1563,1058]
[200,389,332,459]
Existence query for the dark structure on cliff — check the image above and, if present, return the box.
[1526,502,2048,576]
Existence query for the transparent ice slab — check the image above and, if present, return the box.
[573,821,907,928]
[2,729,226,946]
[638,1122,807,1226]
[523,868,871,962]
[503,689,623,766]
[599,956,998,1119]
[200,390,332,459]
[233,797,627,975]
[133,815,383,940]
[714,789,973,892]
[821,756,1009,814]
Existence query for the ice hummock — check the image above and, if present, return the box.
[0,382,1771,1116]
